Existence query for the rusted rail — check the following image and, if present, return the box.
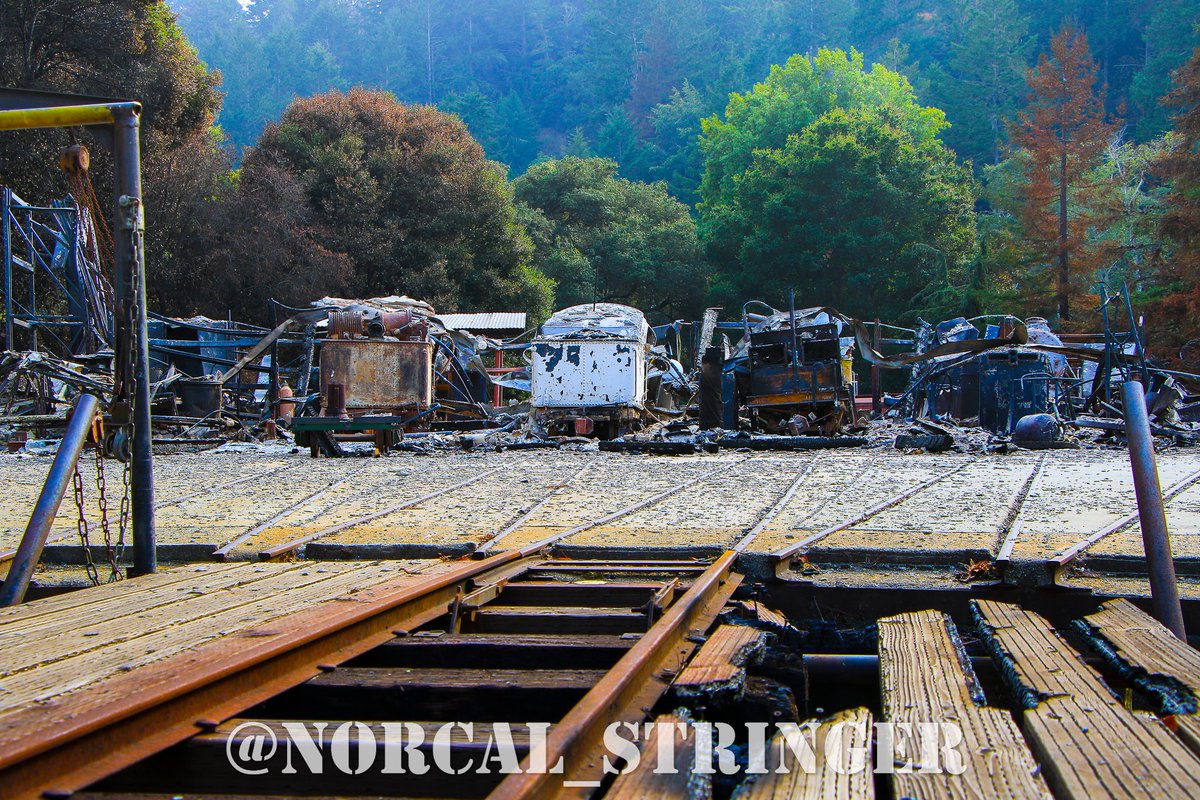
[0,552,524,799]
[489,551,741,798]
[156,462,304,509]
[212,475,353,558]
[515,457,752,553]
[258,466,506,559]
[479,462,596,553]
[731,456,818,552]
[1050,467,1200,566]
[770,461,972,565]
[994,456,1047,562]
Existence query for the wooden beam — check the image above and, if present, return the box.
[973,599,1200,799]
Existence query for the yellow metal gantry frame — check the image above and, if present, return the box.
[0,102,140,131]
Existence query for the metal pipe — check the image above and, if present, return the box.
[0,393,101,606]
[0,103,133,131]
[789,288,800,385]
[268,302,280,420]
[1123,379,1186,640]
[113,106,156,576]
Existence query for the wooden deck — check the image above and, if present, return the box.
[878,610,1050,799]
[974,599,1200,799]
[0,560,462,748]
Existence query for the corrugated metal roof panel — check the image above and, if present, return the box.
[437,312,528,332]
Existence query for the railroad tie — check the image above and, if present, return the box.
[1073,598,1200,754]
[671,624,767,703]
[973,599,1200,799]
[605,711,709,799]
[878,609,1051,800]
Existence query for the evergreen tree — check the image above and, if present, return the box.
[1130,0,1200,139]
[932,0,1031,167]
[1156,45,1200,363]
[1010,25,1114,321]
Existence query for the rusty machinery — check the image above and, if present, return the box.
[321,308,433,418]
[735,299,857,435]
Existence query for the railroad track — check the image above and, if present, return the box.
[9,552,1200,800]
[0,551,744,799]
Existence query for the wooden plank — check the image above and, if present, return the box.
[0,561,455,723]
[673,624,765,698]
[973,599,1200,799]
[607,712,708,799]
[1076,599,1200,750]
[0,563,364,674]
[0,563,249,627]
[738,599,793,631]
[734,707,874,800]
[878,609,1050,800]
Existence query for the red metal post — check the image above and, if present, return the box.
[493,349,503,407]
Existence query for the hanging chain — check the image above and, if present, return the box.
[117,442,131,568]
[92,418,122,582]
[72,463,101,586]
[117,205,140,570]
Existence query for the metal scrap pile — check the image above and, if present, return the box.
[867,290,1200,452]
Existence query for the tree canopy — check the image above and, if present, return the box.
[1155,44,1200,363]
[245,88,553,319]
[514,157,708,320]
[697,50,976,321]
[0,1,225,315]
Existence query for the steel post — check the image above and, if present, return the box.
[3,188,12,348]
[0,393,101,606]
[113,106,156,575]
[493,349,503,407]
[267,302,280,419]
[1123,379,1186,640]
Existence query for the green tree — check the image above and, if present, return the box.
[514,157,709,319]
[1130,0,1200,139]
[698,49,976,321]
[247,88,553,318]
[1088,136,1174,297]
[648,80,712,205]
[595,107,654,179]
[1153,44,1200,364]
[929,0,1031,167]
[0,0,227,312]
